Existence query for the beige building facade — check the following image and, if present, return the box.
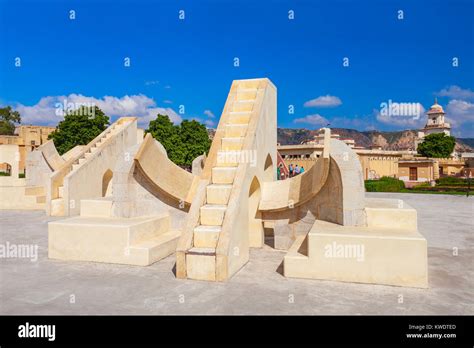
[278,143,470,183]
[0,125,55,174]
[278,144,418,181]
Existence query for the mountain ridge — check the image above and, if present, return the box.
[277,128,474,152]
[207,127,473,152]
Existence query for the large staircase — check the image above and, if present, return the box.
[49,118,134,216]
[186,89,257,280]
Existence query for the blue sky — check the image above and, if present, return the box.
[0,0,473,136]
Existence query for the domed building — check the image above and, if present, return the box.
[415,98,451,152]
[420,98,451,137]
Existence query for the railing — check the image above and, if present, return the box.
[47,117,134,202]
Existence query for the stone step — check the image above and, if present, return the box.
[221,137,244,151]
[232,100,254,112]
[79,157,87,164]
[225,124,248,137]
[237,80,261,89]
[235,88,257,101]
[129,230,181,266]
[193,225,221,248]
[200,204,226,226]
[228,111,251,124]
[51,198,65,216]
[84,152,93,158]
[212,167,237,184]
[58,185,64,198]
[206,184,232,204]
[128,213,170,245]
[364,199,417,231]
[80,198,113,218]
[24,186,45,196]
[186,247,216,281]
[72,164,79,171]
[215,151,240,167]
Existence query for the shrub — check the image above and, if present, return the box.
[365,176,405,192]
[435,177,468,186]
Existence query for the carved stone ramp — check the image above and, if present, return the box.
[37,140,65,172]
[133,133,200,206]
[259,128,331,212]
[47,117,138,216]
[176,78,277,282]
[260,138,368,250]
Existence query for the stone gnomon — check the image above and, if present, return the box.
[6,78,428,287]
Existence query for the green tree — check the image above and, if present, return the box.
[146,114,211,167]
[145,114,182,164]
[48,106,110,155]
[178,119,211,166]
[0,106,21,135]
[417,133,456,158]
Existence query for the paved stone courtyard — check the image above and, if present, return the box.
[0,193,472,315]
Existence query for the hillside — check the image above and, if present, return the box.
[208,127,473,152]
[277,128,474,152]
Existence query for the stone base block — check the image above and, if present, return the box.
[48,213,179,266]
[80,198,113,217]
[186,248,216,281]
[284,220,428,288]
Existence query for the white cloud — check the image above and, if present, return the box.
[446,99,474,123]
[436,85,474,100]
[204,109,215,118]
[376,103,426,128]
[139,107,181,126]
[10,94,182,127]
[204,119,215,128]
[293,114,329,126]
[304,95,342,108]
[445,99,474,132]
[163,100,173,104]
[434,88,474,137]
